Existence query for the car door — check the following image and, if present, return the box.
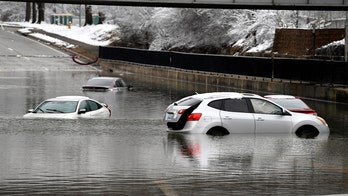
[219,98,255,133]
[78,100,91,118]
[86,100,107,118]
[249,98,293,133]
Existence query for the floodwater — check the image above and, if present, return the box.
[0,64,347,195]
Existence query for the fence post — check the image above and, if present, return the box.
[345,12,348,62]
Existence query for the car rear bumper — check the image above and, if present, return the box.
[166,121,208,134]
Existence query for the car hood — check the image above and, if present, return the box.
[288,108,317,115]
[23,113,78,119]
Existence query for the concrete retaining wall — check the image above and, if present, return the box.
[99,60,348,103]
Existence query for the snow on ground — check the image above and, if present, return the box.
[1,21,344,55]
[4,22,119,47]
[30,33,76,48]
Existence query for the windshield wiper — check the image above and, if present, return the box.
[46,109,64,113]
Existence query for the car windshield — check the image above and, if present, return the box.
[34,101,78,113]
[86,78,115,87]
[271,99,308,109]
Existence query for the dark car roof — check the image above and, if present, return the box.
[82,77,128,91]
[84,77,121,87]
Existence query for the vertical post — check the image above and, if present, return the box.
[345,11,348,62]
[271,52,274,82]
[312,24,316,57]
[79,4,82,27]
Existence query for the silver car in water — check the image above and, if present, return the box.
[164,92,329,137]
[82,77,131,92]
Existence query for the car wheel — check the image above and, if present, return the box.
[206,127,230,136]
[295,126,319,139]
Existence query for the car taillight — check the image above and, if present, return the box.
[178,109,186,114]
[187,113,202,121]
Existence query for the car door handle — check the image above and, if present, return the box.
[256,117,264,121]
[223,116,232,120]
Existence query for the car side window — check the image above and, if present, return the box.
[250,99,283,115]
[87,100,102,111]
[79,100,90,112]
[208,100,223,110]
[115,79,125,87]
[223,98,249,113]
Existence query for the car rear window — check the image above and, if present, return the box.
[175,97,201,106]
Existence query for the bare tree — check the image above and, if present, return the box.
[84,5,93,26]
[29,2,44,24]
[32,2,37,23]
[38,3,44,23]
[25,2,31,22]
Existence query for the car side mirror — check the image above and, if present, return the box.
[78,109,87,114]
[28,109,34,113]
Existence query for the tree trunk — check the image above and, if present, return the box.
[32,2,37,23]
[25,2,31,22]
[38,3,45,24]
[84,5,93,26]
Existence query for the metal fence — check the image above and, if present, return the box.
[99,46,348,86]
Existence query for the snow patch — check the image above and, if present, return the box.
[30,32,76,48]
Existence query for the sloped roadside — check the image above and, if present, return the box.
[18,27,99,64]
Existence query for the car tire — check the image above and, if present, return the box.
[206,127,230,136]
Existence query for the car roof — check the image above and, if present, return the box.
[88,77,121,81]
[190,92,261,100]
[47,96,90,102]
[83,77,125,87]
[264,95,296,99]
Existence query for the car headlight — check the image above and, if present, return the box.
[316,116,328,126]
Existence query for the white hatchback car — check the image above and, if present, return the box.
[164,92,329,137]
[23,96,111,119]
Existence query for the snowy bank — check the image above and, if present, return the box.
[6,22,120,46]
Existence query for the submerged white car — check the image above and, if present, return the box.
[23,96,111,119]
[164,92,329,137]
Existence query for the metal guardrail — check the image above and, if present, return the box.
[99,46,348,86]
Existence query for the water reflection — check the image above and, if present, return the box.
[165,133,330,169]
[0,117,346,195]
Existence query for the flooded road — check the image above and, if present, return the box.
[0,27,348,195]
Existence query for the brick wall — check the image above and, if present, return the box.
[273,28,345,56]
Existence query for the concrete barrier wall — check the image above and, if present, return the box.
[99,59,348,103]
